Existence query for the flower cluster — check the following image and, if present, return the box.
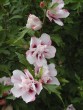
[11,33,60,103]
[0,0,69,104]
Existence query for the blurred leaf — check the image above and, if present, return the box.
[52,35,64,47]
[9,15,22,21]
[14,28,35,43]
[44,84,63,103]
[16,52,34,77]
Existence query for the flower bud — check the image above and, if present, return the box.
[40,1,45,8]
[0,99,6,106]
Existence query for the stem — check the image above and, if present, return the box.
[42,9,47,27]
[40,1,49,34]
[40,9,47,34]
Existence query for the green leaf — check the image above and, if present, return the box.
[0,0,9,4]
[44,84,58,93]
[6,95,16,100]
[16,52,28,67]
[44,84,63,103]
[0,48,10,55]
[0,64,10,74]
[9,15,22,21]
[14,28,35,43]
[60,78,69,84]
[16,52,34,77]
[2,85,12,93]
[52,35,64,47]
[0,84,12,95]
[0,26,3,31]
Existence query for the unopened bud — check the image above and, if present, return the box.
[40,1,45,8]
[0,99,6,106]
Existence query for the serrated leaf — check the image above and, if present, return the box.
[16,52,28,66]
[44,84,58,93]
[44,84,63,103]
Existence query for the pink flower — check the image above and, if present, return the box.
[26,33,56,66]
[11,69,42,103]
[26,14,42,31]
[46,0,70,26]
[35,63,60,85]
[66,104,76,110]
[0,77,12,86]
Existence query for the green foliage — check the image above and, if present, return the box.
[0,0,83,110]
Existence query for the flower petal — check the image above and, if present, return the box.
[26,51,35,64]
[22,91,36,103]
[11,70,25,84]
[56,9,70,18]
[54,19,63,26]
[30,37,39,48]
[24,69,33,80]
[11,87,24,98]
[49,77,60,85]
[36,57,47,67]
[40,33,51,45]
[52,0,64,9]
[45,46,56,59]
[48,63,57,76]
[34,81,43,95]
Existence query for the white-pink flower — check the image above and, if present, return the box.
[66,104,76,110]
[46,0,70,26]
[26,14,42,31]
[26,33,56,67]
[11,69,42,103]
[35,63,60,85]
[0,77,12,86]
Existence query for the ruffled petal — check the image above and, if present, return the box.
[11,70,25,84]
[30,37,39,48]
[26,51,35,64]
[55,9,70,18]
[48,63,57,76]
[11,87,24,98]
[49,77,60,85]
[40,33,51,45]
[22,91,36,103]
[45,46,56,59]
